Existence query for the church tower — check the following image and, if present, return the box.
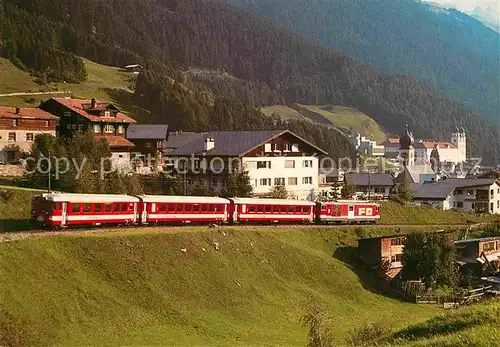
[399,124,415,167]
[451,127,467,163]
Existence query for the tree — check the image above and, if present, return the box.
[401,232,458,289]
[222,170,253,197]
[264,184,289,199]
[341,184,355,199]
[329,176,341,200]
[397,182,413,202]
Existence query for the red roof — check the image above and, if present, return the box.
[95,135,135,148]
[0,107,59,120]
[51,98,136,124]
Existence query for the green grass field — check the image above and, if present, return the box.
[0,57,149,121]
[0,225,443,346]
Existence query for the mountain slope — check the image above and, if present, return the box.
[233,0,500,125]
[1,0,499,163]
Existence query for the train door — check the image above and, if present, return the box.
[133,202,139,224]
[348,205,355,219]
[141,202,148,224]
[61,202,67,226]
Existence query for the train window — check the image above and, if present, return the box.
[265,206,271,213]
[104,204,112,212]
[193,204,199,212]
[257,206,264,213]
[168,204,175,212]
[217,204,224,212]
[375,206,379,212]
[201,204,208,212]
[280,206,286,213]
[177,204,184,212]
[158,203,166,212]
[95,204,102,212]
[209,204,216,212]
[273,206,279,213]
[54,202,61,210]
[321,205,327,211]
[288,206,294,213]
[121,203,128,212]
[114,204,120,212]
[349,206,354,212]
[84,203,91,213]
[303,207,309,213]
[249,205,256,213]
[296,206,302,213]
[72,203,80,213]
[185,204,192,212]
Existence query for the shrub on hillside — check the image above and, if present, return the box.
[347,322,389,346]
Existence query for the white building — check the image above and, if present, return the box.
[166,130,328,199]
[350,133,385,157]
[413,179,500,214]
[0,106,59,163]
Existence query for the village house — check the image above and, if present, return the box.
[166,130,327,199]
[455,236,500,277]
[413,178,500,214]
[126,124,169,170]
[0,106,59,163]
[40,97,137,168]
[344,172,394,199]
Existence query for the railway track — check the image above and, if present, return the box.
[0,223,474,244]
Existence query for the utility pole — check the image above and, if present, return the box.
[48,148,51,192]
[368,171,371,200]
[184,170,187,196]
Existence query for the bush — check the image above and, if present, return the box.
[347,322,389,346]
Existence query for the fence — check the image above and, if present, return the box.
[415,285,493,307]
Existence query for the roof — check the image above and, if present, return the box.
[396,165,435,184]
[127,124,169,140]
[95,135,135,148]
[345,173,395,187]
[49,98,136,124]
[165,132,206,150]
[168,130,328,157]
[138,195,229,203]
[40,193,139,203]
[230,197,316,206]
[455,236,500,245]
[379,137,400,145]
[0,107,59,120]
[414,178,498,200]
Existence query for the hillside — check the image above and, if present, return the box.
[0,57,143,119]
[0,226,442,346]
[1,0,499,163]
[233,0,500,124]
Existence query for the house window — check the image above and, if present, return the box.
[72,124,76,130]
[259,178,271,186]
[264,143,271,152]
[391,237,406,246]
[77,124,83,132]
[467,189,474,195]
[271,143,279,152]
[457,202,463,208]
[455,189,463,195]
[303,160,312,168]
[375,187,386,194]
[8,132,16,142]
[491,189,494,197]
[288,177,298,185]
[491,203,494,212]
[302,177,312,184]
[12,119,17,127]
[104,111,111,117]
[104,125,114,133]
[291,143,299,152]
[274,177,285,186]
[45,120,49,127]
[64,111,71,117]
[391,254,404,263]
[67,124,71,129]
[93,125,101,133]
[283,143,291,151]
[257,161,271,169]
[483,242,496,252]
[285,160,295,169]
[26,133,34,142]
[118,125,124,134]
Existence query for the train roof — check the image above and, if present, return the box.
[230,197,316,206]
[138,195,230,203]
[319,200,380,205]
[39,193,140,203]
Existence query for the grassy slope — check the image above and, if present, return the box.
[260,105,306,121]
[0,187,43,232]
[0,226,441,346]
[379,201,486,225]
[0,58,148,121]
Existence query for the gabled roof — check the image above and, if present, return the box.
[0,107,58,120]
[345,173,395,187]
[168,130,328,157]
[414,178,498,200]
[127,124,169,140]
[49,98,136,124]
[95,135,135,148]
[395,164,435,184]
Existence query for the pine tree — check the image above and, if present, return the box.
[265,184,289,199]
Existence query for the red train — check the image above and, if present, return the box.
[31,193,380,228]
